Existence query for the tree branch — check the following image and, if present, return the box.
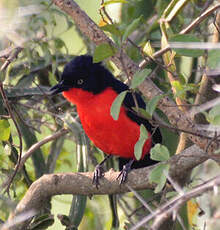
[2,144,209,230]
[180,3,220,34]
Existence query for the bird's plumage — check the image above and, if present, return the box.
[50,55,162,171]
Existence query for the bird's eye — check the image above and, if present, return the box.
[77,79,84,85]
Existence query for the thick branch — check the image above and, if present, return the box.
[52,0,219,154]
[2,168,152,230]
[2,145,209,230]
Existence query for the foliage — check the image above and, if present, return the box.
[0,0,219,230]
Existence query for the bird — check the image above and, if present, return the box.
[50,55,162,186]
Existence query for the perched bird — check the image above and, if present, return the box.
[50,55,162,185]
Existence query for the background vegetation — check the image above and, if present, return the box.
[0,0,220,230]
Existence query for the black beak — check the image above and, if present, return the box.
[49,80,70,95]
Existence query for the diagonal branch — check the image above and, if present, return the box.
[17,128,69,171]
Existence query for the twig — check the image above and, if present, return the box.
[0,46,24,194]
[0,47,23,71]
[139,46,171,69]
[190,93,220,117]
[0,47,15,59]
[127,106,215,141]
[99,0,114,24]
[180,3,220,34]
[0,86,22,195]
[126,185,154,213]
[205,133,220,153]
[18,128,69,171]
[140,3,220,67]
[118,198,135,225]
[130,174,220,230]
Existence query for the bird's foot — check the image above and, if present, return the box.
[92,164,105,189]
[92,155,112,188]
[117,159,134,185]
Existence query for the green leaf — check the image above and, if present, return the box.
[110,91,128,120]
[169,34,204,57]
[130,68,151,89]
[54,38,65,49]
[212,115,220,125]
[172,80,184,91]
[18,114,46,178]
[206,105,220,125]
[149,163,170,193]
[139,108,152,120]
[122,15,144,42]
[0,120,10,141]
[15,73,35,88]
[208,105,220,117]
[146,95,163,117]
[41,42,51,66]
[70,195,87,228]
[93,43,117,63]
[101,24,121,36]
[143,41,155,57]
[103,0,128,7]
[150,144,170,162]
[172,80,186,99]
[132,107,152,120]
[166,191,178,199]
[134,124,149,160]
[207,50,220,69]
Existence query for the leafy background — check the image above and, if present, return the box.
[0,0,220,230]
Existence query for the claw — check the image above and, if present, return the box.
[92,164,104,189]
[92,155,112,189]
[116,159,134,185]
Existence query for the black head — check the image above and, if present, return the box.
[50,55,114,95]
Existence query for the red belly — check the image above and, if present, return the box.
[63,87,151,159]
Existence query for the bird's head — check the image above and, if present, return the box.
[50,55,111,96]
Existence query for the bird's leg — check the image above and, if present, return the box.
[117,159,134,185]
[92,155,112,188]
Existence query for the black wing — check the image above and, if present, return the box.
[110,77,162,169]
[110,77,162,145]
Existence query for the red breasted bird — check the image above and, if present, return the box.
[50,55,162,185]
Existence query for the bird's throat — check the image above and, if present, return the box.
[63,88,95,106]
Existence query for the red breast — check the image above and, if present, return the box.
[63,87,152,159]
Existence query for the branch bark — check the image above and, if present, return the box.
[2,145,209,230]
